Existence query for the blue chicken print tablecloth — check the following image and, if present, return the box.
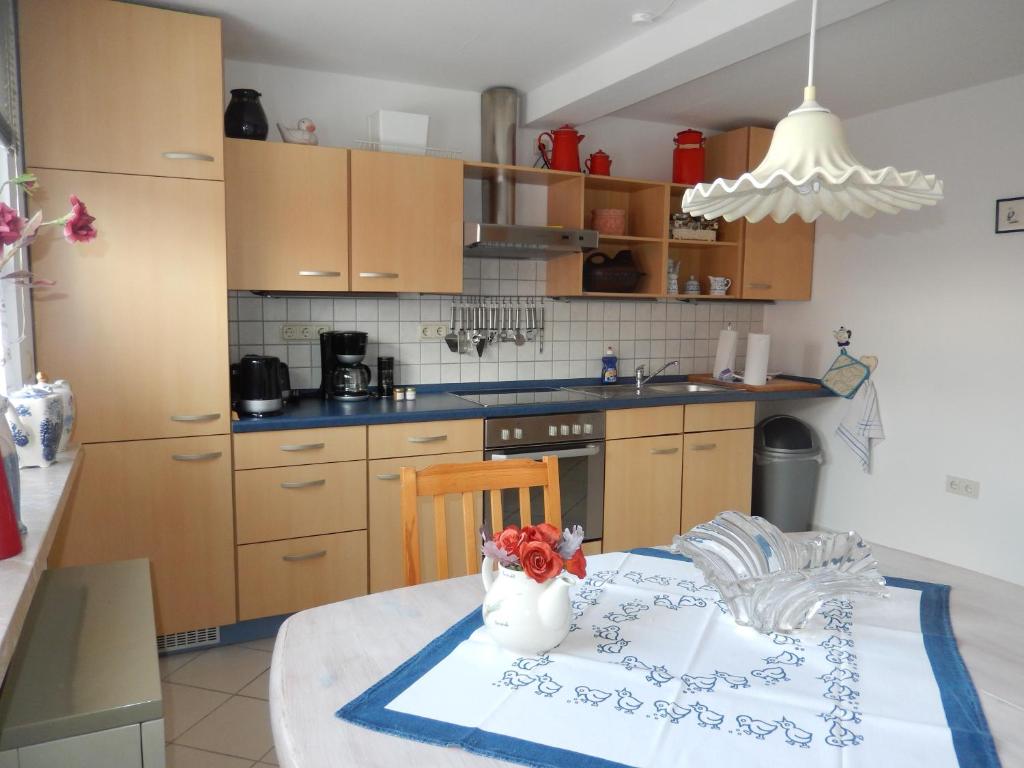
[338,549,999,768]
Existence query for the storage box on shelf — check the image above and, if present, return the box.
[232,426,369,621]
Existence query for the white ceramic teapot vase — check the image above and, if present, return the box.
[481,557,574,655]
[6,384,65,467]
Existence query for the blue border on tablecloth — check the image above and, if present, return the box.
[336,549,999,768]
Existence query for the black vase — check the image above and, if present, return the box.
[224,88,268,140]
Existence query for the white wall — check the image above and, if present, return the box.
[224,60,482,159]
[762,73,1024,585]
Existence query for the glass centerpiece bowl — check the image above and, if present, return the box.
[672,511,888,633]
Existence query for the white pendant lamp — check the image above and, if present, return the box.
[681,0,943,224]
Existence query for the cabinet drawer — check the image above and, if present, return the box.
[606,406,684,439]
[235,461,367,544]
[237,531,368,620]
[368,419,482,459]
[684,402,755,433]
[233,426,366,469]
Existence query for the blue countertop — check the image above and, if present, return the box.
[232,377,832,433]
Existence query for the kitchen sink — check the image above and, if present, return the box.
[562,382,730,399]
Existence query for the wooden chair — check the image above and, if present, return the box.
[399,456,562,587]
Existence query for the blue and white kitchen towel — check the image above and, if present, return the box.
[338,550,998,768]
[837,378,884,473]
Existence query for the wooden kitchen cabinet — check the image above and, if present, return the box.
[225,140,350,291]
[20,0,224,180]
[681,428,754,531]
[368,450,482,593]
[349,150,463,293]
[704,127,814,301]
[29,169,230,444]
[50,436,235,634]
[603,434,684,552]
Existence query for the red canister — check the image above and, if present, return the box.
[672,129,705,185]
[585,149,612,176]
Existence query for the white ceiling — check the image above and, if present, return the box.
[614,0,1024,129]
[139,0,704,92]
[139,0,1024,130]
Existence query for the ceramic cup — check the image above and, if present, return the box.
[708,276,732,295]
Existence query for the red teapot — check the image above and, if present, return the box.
[585,149,612,176]
[672,129,705,185]
[538,124,585,172]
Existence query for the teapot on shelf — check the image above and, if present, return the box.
[537,124,585,172]
[4,373,74,467]
[481,557,574,654]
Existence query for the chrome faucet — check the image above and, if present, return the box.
[635,360,680,394]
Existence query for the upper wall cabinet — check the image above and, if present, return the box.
[226,140,350,291]
[704,127,814,301]
[349,151,463,294]
[19,0,224,181]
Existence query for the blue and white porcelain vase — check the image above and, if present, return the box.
[34,376,75,452]
[0,397,23,534]
[6,384,64,468]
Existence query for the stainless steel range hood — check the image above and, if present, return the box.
[467,87,598,260]
[463,223,599,260]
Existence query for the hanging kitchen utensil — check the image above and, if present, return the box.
[475,304,487,356]
[514,306,526,346]
[538,304,545,354]
[445,302,459,353]
[457,304,470,354]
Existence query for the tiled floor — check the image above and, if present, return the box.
[160,637,278,767]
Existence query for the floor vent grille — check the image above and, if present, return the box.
[157,626,220,652]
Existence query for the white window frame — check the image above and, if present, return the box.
[0,142,31,394]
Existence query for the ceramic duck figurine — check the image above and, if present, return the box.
[277,118,318,145]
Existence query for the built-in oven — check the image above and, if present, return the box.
[483,412,605,542]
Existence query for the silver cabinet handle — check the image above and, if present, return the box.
[170,413,221,423]
[280,443,325,452]
[407,434,447,444]
[282,550,327,562]
[161,151,215,162]
[747,282,772,289]
[650,447,680,455]
[280,479,327,489]
[171,452,222,462]
[298,270,342,277]
[691,443,718,451]
[358,272,399,278]
[375,472,400,481]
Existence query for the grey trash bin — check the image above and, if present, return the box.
[752,415,823,532]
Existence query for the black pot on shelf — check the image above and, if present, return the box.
[583,249,645,293]
[224,88,268,140]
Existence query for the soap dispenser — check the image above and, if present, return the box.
[601,346,618,384]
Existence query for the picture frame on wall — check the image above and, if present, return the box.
[995,196,1024,234]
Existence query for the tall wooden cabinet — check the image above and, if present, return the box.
[225,140,350,291]
[21,0,233,635]
[349,150,463,293]
[704,127,815,301]
[20,0,224,180]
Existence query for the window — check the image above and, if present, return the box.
[0,0,30,393]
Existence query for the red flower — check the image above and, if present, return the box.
[519,540,563,583]
[494,525,525,556]
[0,203,25,246]
[523,523,561,548]
[63,195,96,243]
[565,548,587,579]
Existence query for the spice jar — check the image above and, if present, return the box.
[393,387,406,401]
[405,386,417,401]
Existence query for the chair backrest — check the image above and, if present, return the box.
[399,456,562,587]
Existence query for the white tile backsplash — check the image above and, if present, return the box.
[227,258,765,388]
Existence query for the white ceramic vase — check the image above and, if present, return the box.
[6,385,64,467]
[35,378,75,452]
[481,557,574,655]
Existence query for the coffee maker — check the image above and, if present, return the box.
[320,331,372,401]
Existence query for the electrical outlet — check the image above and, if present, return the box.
[281,323,332,341]
[418,323,448,340]
[946,475,980,499]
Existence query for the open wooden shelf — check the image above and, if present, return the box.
[580,291,665,299]
[599,234,665,245]
[668,239,739,248]
[463,161,580,186]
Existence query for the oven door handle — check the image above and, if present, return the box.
[490,444,601,461]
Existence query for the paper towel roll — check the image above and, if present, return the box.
[713,328,738,380]
[744,333,771,386]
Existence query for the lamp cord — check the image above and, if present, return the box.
[807,0,819,87]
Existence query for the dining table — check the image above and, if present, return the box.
[268,542,1024,768]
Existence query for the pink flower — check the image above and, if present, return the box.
[0,203,25,246]
[63,195,96,243]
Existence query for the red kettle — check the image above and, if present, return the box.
[672,129,705,185]
[538,125,585,172]
[585,149,612,176]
